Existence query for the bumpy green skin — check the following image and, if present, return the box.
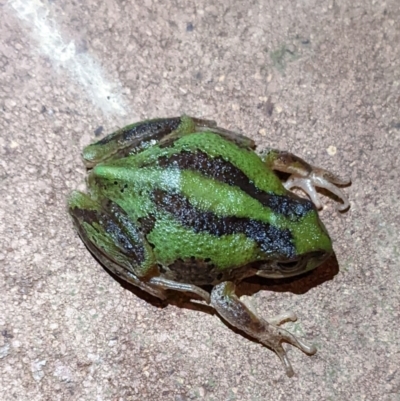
[68,116,350,377]
[69,116,332,283]
[68,116,348,376]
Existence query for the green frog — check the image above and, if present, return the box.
[68,116,350,377]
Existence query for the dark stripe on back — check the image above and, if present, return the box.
[154,150,314,219]
[97,117,182,146]
[152,190,296,257]
[71,202,146,265]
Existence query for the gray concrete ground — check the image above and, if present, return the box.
[1,0,399,400]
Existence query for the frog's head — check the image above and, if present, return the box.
[256,249,331,279]
[256,208,333,279]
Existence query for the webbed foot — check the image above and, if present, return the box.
[211,281,316,377]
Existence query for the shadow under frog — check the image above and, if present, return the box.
[107,252,339,321]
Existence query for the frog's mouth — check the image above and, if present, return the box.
[255,251,330,279]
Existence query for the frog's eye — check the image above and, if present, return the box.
[257,251,329,279]
[277,251,328,274]
[277,259,304,273]
[256,258,307,279]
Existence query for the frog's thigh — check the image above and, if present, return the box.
[191,117,255,149]
[92,251,168,300]
[158,116,255,150]
[83,117,187,166]
[210,281,316,377]
[69,191,167,300]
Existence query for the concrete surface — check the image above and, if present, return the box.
[1,0,399,400]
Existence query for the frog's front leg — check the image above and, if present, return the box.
[210,281,316,377]
[263,150,350,211]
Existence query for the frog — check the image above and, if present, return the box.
[68,116,350,377]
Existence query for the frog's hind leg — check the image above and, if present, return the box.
[262,149,351,211]
[83,117,188,167]
[87,247,168,301]
[210,281,316,377]
[190,117,256,149]
[83,115,255,166]
[68,191,167,300]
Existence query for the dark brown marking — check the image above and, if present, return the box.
[154,150,314,219]
[138,215,157,236]
[161,259,255,286]
[70,202,146,265]
[152,190,296,258]
[96,117,182,146]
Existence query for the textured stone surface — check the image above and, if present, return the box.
[1,0,399,400]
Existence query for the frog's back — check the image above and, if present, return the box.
[89,131,319,282]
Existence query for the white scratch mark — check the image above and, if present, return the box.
[9,0,127,116]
